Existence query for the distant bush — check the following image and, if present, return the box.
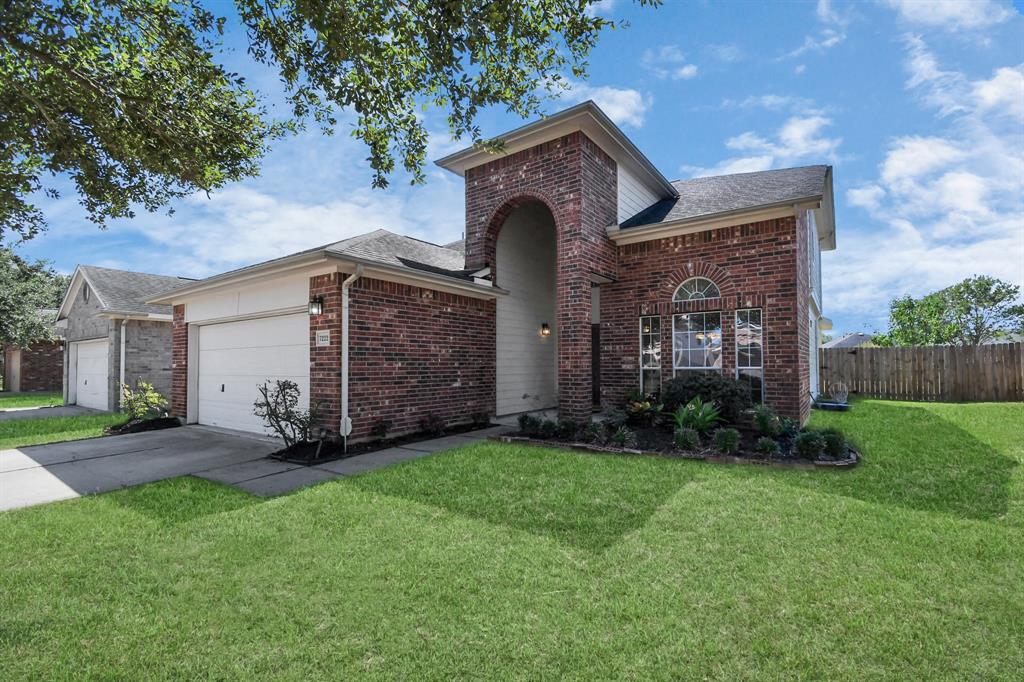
[579,421,605,444]
[755,436,780,456]
[609,426,638,449]
[821,429,848,458]
[662,373,751,423]
[753,404,780,436]
[794,431,825,460]
[370,419,393,439]
[419,413,445,436]
[713,427,741,455]
[538,419,558,439]
[470,411,492,428]
[673,427,700,451]
[556,420,579,440]
[517,414,541,437]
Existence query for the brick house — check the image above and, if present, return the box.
[151,101,835,440]
[55,266,193,411]
[1,309,63,393]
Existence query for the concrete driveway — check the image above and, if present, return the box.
[0,426,279,512]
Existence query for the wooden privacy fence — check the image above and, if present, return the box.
[818,343,1024,402]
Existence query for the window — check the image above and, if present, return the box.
[673,312,722,373]
[673,277,720,302]
[736,308,764,402]
[639,316,661,395]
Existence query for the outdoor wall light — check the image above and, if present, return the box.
[540,323,551,337]
[308,295,324,316]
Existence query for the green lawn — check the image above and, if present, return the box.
[0,392,62,409]
[1,400,1021,679]
[0,413,129,450]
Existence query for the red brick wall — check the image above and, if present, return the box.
[600,216,807,421]
[3,342,63,392]
[309,273,343,435]
[344,276,496,439]
[170,304,187,419]
[463,131,618,420]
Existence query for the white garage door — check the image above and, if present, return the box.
[75,339,109,410]
[197,314,310,434]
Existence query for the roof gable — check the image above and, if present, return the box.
[58,266,193,320]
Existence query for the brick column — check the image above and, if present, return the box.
[170,304,187,419]
[309,273,343,437]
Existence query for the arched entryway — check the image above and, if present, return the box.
[493,200,558,415]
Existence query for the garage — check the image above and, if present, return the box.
[196,313,310,434]
[74,339,109,410]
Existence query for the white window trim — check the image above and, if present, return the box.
[639,315,662,395]
[735,308,765,403]
[672,311,723,375]
[672,276,721,303]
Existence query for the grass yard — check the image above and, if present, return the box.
[0,392,62,410]
[0,413,129,450]
[1,400,1021,679]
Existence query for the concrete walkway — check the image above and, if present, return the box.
[0,405,101,422]
[1,424,507,511]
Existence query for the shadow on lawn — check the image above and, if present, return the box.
[351,444,696,552]
[784,402,1017,522]
[108,477,264,525]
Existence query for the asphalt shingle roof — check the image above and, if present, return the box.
[81,266,194,316]
[822,332,872,349]
[620,165,829,229]
[321,229,470,278]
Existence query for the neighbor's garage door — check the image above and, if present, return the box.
[196,313,309,434]
[75,339,109,410]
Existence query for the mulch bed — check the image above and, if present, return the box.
[269,421,499,465]
[104,417,182,436]
[493,425,860,470]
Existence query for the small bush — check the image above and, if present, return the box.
[369,419,393,439]
[752,404,779,436]
[778,417,800,439]
[603,409,629,429]
[538,419,558,439]
[713,427,741,455]
[609,425,638,449]
[662,373,752,423]
[674,427,700,451]
[671,396,721,435]
[517,414,541,437]
[821,430,848,458]
[579,421,605,444]
[755,436,780,456]
[419,413,445,436]
[624,398,663,427]
[120,380,168,421]
[253,379,322,448]
[794,430,825,460]
[555,420,579,440]
[470,411,492,428]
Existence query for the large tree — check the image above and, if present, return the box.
[0,248,69,347]
[874,275,1024,347]
[0,0,655,243]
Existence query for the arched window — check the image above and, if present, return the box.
[673,277,720,302]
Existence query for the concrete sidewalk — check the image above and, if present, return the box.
[0,405,101,422]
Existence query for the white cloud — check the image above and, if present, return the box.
[847,185,886,211]
[585,0,618,18]
[706,43,743,63]
[721,94,814,111]
[781,0,850,59]
[641,46,699,80]
[682,114,842,177]
[794,64,807,75]
[972,65,1024,120]
[879,0,1016,30]
[560,81,652,127]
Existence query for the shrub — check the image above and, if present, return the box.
[624,398,662,427]
[671,397,721,435]
[778,417,800,439]
[603,409,629,430]
[579,421,605,444]
[755,436,780,456]
[662,373,752,423]
[673,427,700,451]
[752,404,779,436]
[609,425,638,449]
[369,419,393,439]
[517,414,541,437]
[419,413,445,436]
[794,430,825,460]
[120,380,167,421]
[470,411,492,427]
[555,420,579,440]
[538,419,558,439]
[253,379,322,448]
[821,430,848,458]
[713,427,741,455]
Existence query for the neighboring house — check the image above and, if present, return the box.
[56,266,193,411]
[822,332,872,349]
[151,101,837,440]
[1,309,63,393]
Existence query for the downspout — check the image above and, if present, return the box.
[340,265,363,452]
[119,319,127,410]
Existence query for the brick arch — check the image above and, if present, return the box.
[480,191,561,285]
[658,261,736,301]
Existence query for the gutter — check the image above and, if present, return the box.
[340,265,364,452]
[119,319,127,407]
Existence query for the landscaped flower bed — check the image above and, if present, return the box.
[497,375,860,469]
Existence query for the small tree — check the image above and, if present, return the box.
[253,380,321,448]
[120,380,168,420]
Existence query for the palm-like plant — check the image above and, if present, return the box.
[671,397,721,435]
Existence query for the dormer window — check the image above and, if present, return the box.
[672,277,720,302]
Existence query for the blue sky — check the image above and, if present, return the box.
[15,0,1024,335]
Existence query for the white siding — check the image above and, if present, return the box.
[617,165,662,223]
[185,272,309,323]
[496,204,557,415]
